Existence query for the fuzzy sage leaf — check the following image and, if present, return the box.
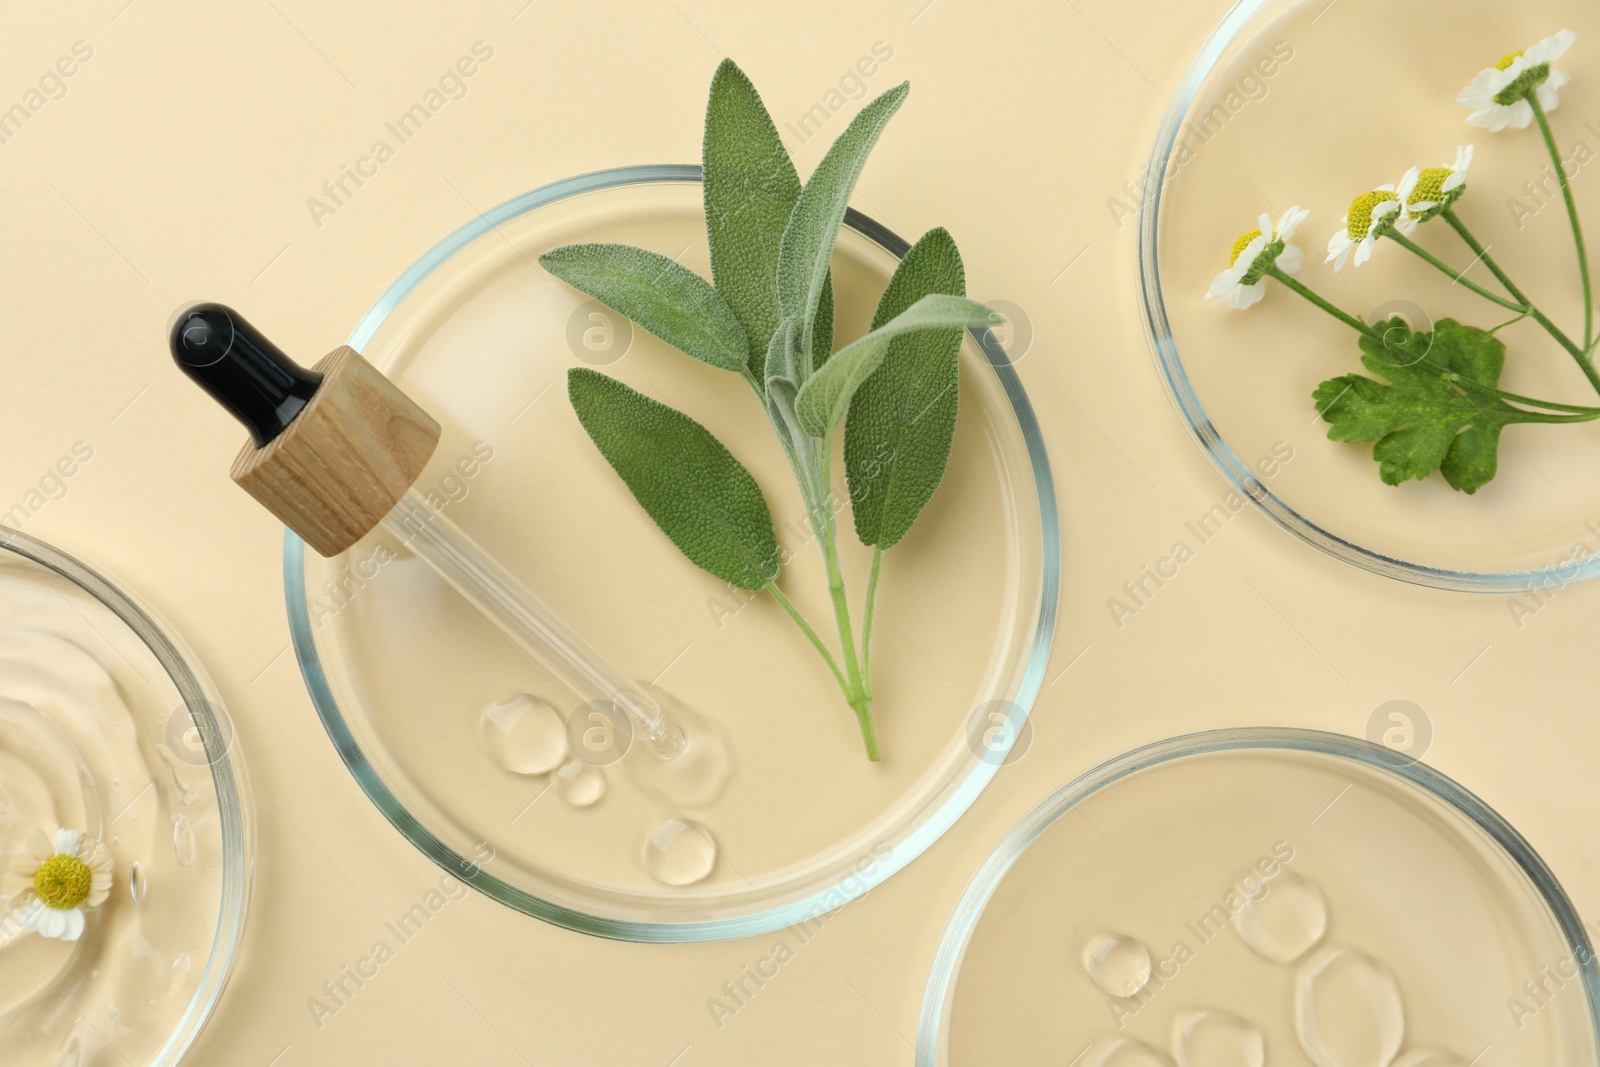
[794,293,995,438]
[568,368,779,589]
[776,81,909,372]
[541,243,749,373]
[845,228,967,549]
[703,59,833,381]
[556,63,974,761]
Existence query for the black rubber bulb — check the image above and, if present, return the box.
[169,302,324,447]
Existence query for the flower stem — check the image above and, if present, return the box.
[1529,93,1593,349]
[1445,373,1600,415]
[1438,206,1596,388]
[1270,267,1600,417]
[1385,232,1528,312]
[1268,268,1380,339]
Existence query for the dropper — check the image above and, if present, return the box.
[169,302,687,761]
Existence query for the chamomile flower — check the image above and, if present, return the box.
[1326,187,1402,271]
[1207,206,1309,310]
[4,829,112,942]
[1397,145,1474,225]
[1459,30,1575,131]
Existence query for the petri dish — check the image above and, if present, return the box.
[919,729,1600,1066]
[1141,0,1600,590]
[0,527,252,1066]
[285,165,1059,941]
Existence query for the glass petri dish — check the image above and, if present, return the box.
[0,527,252,1066]
[285,165,1059,941]
[1141,0,1600,590]
[919,728,1600,1066]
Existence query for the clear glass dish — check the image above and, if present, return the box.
[919,728,1600,1066]
[0,528,252,1066]
[285,165,1059,942]
[1141,0,1600,590]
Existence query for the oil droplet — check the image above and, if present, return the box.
[1232,871,1328,962]
[129,861,148,909]
[1394,1054,1466,1067]
[643,818,716,886]
[482,694,566,775]
[1088,1036,1173,1067]
[154,743,197,806]
[1173,1010,1264,1067]
[1295,946,1404,1067]
[554,760,605,807]
[172,814,197,868]
[1083,933,1153,997]
[54,1033,81,1067]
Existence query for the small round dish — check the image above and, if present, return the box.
[1141,0,1600,590]
[285,165,1059,941]
[918,728,1600,1066]
[0,528,252,1066]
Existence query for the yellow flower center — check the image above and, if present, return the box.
[35,854,92,910]
[1230,229,1263,265]
[1346,190,1396,240]
[1494,51,1524,71]
[1409,167,1454,206]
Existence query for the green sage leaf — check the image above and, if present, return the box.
[844,227,966,549]
[776,81,909,372]
[568,368,779,589]
[541,243,748,373]
[703,60,803,379]
[793,293,996,438]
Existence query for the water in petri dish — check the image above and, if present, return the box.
[554,760,605,807]
[1231,871,1327,962]
[1172,1010,1264,1067]
[1294,946,1405,1067]
[943,746,1588,1065]
[642,818,717,886]
[1086,1036,1172,1066]
[1083,933,1154,998]
[481,694,567,775]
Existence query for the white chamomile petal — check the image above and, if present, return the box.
[1326,229,1355,270]
[1206,205,1307,309]
[9,826,112,939]
[38,908,66,939]
[1230,283,1266,310]
[1537,75,1566,113]
[24,831,52,866]
[1277,205,1310,241]
[58,908,85,941]
[85,849,113,909]
[17,900,46,932]
[1396,167,1421,203]
[1525,29,1575,66]
[1462,30,1575,129]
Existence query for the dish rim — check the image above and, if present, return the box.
[282,164,1062,942]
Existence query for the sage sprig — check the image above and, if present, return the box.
[543,60,996,760]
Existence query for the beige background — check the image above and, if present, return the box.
[2,0,1597,1064]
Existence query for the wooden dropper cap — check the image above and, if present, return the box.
[170,303,441,557]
